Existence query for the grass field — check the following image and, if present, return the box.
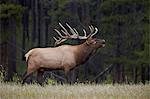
[0,82,150,99]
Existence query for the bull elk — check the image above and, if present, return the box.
[22,23,105,85]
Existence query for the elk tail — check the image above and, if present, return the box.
[25,49,33,62]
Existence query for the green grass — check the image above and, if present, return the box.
[0,82,150,99]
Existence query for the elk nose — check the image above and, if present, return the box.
[102,39,105,44]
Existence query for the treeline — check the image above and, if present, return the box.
[0,0,149,84]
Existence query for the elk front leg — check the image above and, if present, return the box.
[37,69,44,85]
[64,69,71,84]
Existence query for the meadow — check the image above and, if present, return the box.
[0,82,150,99]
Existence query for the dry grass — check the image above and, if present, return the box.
[0,82,150,99]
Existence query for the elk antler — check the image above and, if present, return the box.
[53,23,98,46]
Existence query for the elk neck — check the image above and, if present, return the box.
[74,42,94,65]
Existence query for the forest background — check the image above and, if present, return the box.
[0,0,149,84]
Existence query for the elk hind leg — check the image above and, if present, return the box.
[22,65,37,84]
[22,72,33,84]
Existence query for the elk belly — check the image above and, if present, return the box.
[39,52,64,69]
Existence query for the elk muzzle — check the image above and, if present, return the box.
[102,39,105,47]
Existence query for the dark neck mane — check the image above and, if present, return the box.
[74,42,94,65]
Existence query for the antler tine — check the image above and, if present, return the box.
[53,36,60,46]
[66,23,78,36]
[54,29,65,38]
[53,36,67,46]
[59,23,70,36]
[61,30,70,36]
[89,25,94,33]
[53,36,58,41]
[57,38,67,45]
[73,28,79,35]
[59,23,67,31]
[83,29,87,37]
[91,25,95,32]
[89,26,92,33]
[53,36,61,43]
[90,27,98,37]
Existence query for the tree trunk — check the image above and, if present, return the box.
[45,15,49,46]
[147,65,150,82]
[113,21,125,84]
[141,65,145,84]
[132,66,138,84]
[6,35,16,81]
[4,18,16,81]
[21,0,29,60]
[32,0,38,42]
[0,19,8,78]
[37,0,41,47]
